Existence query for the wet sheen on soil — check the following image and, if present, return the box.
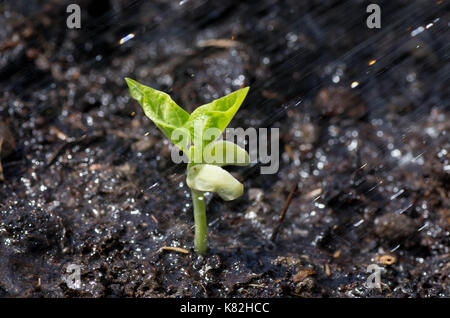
[0,0,448,297]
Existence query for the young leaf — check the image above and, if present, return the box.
[203,140,250,166]
[186,164,244,201]
[125,78,191,152]
[184,87,249,149]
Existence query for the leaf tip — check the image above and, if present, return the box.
[124,77,136,88]
[238,86,250,97]
[124,77,142,101]
[237,86,250,104]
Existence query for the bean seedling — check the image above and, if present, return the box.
[125,78,250,255]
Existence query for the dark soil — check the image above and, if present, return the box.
[0,0,449,297]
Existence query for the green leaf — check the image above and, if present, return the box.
[125,78,250,159]
[186,164,244,201]
[184,87,249,150]
[125,78,191,152]
[203,140,250,166]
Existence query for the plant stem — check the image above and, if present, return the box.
[191,189,207,255]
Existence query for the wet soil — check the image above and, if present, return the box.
[0,0,449,297]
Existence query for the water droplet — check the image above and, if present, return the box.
[411,26,424,37]
[119,33,135,45]
[351,81,359,88]
[391,149,401,158]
